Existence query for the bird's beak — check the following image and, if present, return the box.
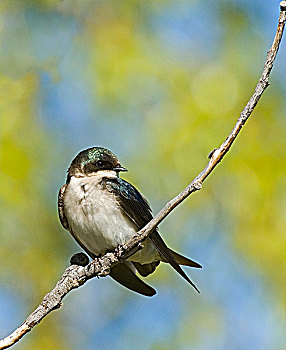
[113,164,128,172]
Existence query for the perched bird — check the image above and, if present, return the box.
[58,147,201,296]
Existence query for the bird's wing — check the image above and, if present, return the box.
[101,177,200,292]
[149,231,200,292]
[100,176,153,228]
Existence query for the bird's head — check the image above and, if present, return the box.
[67,147,127,181]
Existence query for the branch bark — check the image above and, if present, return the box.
[1,2,286,349]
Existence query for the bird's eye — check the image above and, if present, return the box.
[96,160,104,167]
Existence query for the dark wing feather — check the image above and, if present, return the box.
[101,177,153,228]
[101,177,200,292]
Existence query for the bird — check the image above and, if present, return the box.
[58,146,201,297]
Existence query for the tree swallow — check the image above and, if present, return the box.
[58,147,201,297]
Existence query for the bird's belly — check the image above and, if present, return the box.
[64,180,158,263]
[66,195,136,256]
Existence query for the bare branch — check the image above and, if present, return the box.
[1,3,285,349]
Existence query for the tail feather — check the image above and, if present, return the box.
[168,249,202,268]
[110,262,156,297]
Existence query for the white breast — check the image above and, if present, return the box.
[64,172,139,257]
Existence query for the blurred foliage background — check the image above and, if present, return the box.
[0,0,285,349]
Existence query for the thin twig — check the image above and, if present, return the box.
[1,2,286,349]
